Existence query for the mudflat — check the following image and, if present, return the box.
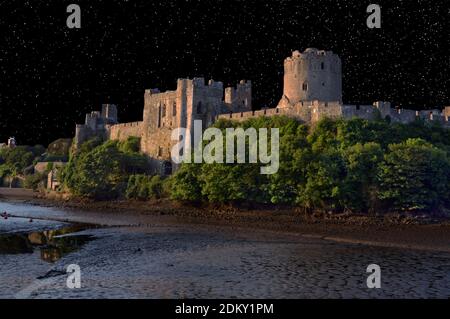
[1,190,449,253]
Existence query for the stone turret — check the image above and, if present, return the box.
[101,104,118,124]
[224,80,252,112]
[278,48,342,107]
[73,105,119,149]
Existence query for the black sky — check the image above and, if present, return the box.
[0,0,449,146]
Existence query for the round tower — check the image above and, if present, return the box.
[280,48,342,106]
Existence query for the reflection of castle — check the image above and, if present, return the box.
[74,48,450,175]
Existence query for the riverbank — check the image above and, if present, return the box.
[0,188,37,199]
[2,200,449,298]
[1,187,450,252]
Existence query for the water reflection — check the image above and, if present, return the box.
[0,224,96,263]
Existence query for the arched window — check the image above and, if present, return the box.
[321,62,325,70]
[197,101,202,114]
[172,102,177,116]
[302,83,308,91]
[162,104,166,118]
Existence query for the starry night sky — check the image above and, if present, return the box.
[0,0,449,146]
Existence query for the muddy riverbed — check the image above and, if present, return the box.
[0,201,449,298]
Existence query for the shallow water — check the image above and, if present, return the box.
[0,201,449,299]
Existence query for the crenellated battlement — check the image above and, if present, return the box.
[219,100,450,128]
[108,121,143,141]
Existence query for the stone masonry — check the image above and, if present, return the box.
[74,48,450,175]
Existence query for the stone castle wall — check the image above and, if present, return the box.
[218,100,450,127]
[108,121,143,141]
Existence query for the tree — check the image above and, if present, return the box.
[296,148,347,211]
[61,138,149,199]
[0,146,34,172]
[269,123,310,204]
[342,142,383,212]
[119,136,141,153]
[169,163,203,201]
[198,162,266,203]
[378,138,450,212]
[125,174,165,200]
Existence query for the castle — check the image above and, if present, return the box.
[74,48,450,175]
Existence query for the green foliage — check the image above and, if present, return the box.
[125,174,164,200]
[342,142,384,211]
[61,137,150,199]
[46,162,54,171]
[0,164,15,179]
[169,116,450,214]
[0,146,34,173]
[296,148,347,210]
[23,172,47,190]
[118,136,141,154]
[201,163,266,203]
[378,139,450,211]
[168,163,203,201]
[47,115,450,214]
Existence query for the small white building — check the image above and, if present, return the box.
[7,137,16,148]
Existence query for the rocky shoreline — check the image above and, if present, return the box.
[1,189,449,253]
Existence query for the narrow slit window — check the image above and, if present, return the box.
[302,83,308,91]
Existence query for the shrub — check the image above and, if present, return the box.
[377,138,450,212]
[23,173,47,190]
[168,163,203,201]
[61,137,150,199]
[125,174,164,200]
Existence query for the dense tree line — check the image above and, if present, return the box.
[61,117,450,214]
[0,145,46,188]
[170,116,450,213]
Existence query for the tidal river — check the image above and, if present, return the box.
[0,200,449,298]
